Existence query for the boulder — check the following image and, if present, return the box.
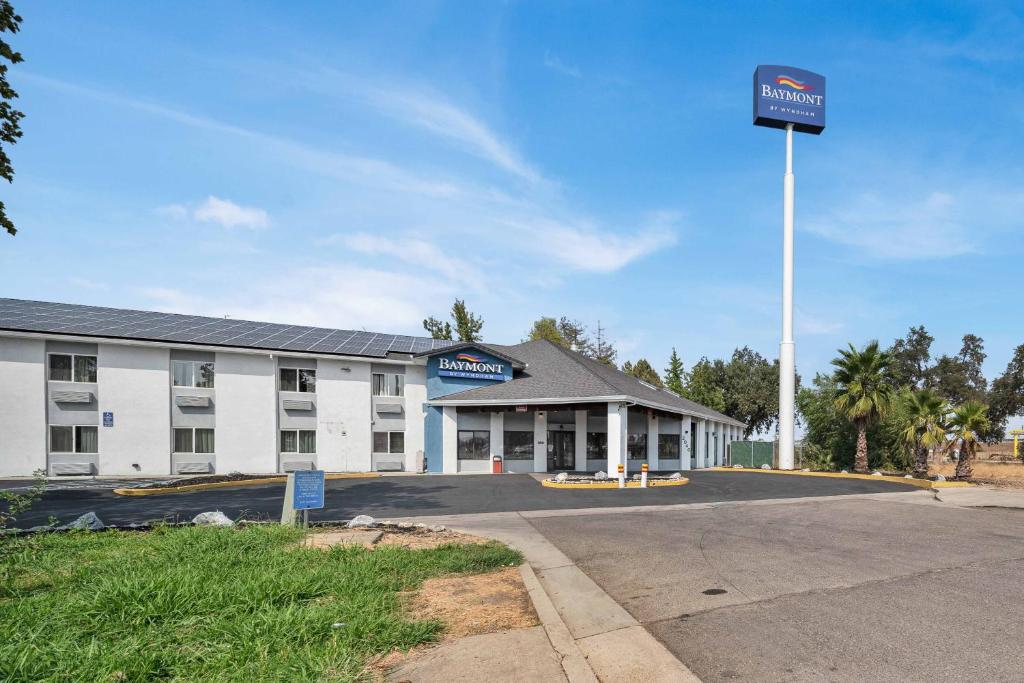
[58,512,104,531]
[191,511,234,527]
[732,464,744,469]
[594,470,608,480]
[840,469,849,474]
[669,472,683,480]
[428,524,446,532]
[347,514,377,529]
[554,472,568,482]
[871,471,883,476]
[802,468,811,472]
[904,474,913,479]
[397,521,414,529]
[760,464,771,470]
[934,474,946,482]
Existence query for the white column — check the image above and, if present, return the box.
[717,423,724,466]
[680,415,692,471]
[779,122,796,470]
[442,406,458,473]
[695,419,706,469]
[647,411,659,471]
[574,409,588,471]
[533,410,548,473]
[607,401,628,477]
[490,411,504,473]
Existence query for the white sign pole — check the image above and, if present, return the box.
[778,122,796,470]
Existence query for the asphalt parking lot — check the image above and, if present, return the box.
[4,471,911,528]
[529,496,1024,682]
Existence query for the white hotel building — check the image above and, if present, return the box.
[0,298,745,478]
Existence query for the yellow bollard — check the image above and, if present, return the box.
[641,463,649,488]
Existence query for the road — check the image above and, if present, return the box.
[5,471,911,528]
[529,494,1024,682]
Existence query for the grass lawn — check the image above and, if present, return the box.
[0,525,521,682]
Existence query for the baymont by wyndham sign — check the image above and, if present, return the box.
[438,353,505,381]
[753,65,826,134]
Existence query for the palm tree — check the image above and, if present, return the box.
[900,389,948,478]
[946,401,990,480]
[832,341,895,473]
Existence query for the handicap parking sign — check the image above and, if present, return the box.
[293,470,325,510]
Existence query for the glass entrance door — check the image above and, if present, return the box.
[547,430,575,471]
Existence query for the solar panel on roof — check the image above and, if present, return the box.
[0,298,466,359]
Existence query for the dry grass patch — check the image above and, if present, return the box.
[403,565,539,640]
[931,461,1024,487]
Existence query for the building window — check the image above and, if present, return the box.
[279,368,316,393]
[504,431,534,460]
[627,433,647,460]
[173,428,215,454]
[48,354,97,383]
[658,434,680,460]
[280,429,316,454]
[172,360,215,388]
[457,430,490,460]
[587,432,607,460]
[371,372,404,397]
[372,431,405,454]
[49,425,98,453]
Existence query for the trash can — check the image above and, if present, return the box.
[492,455,503,474]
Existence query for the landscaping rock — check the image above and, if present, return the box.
[904,474,913,479]
[428,524,446,532]
[872,471,883,476]
[935,474,946,482]
[841,469,849,474]
[594,470,608,480]
[669,472,683,480]
[58,512,104,531]
[733,464,743,468]
[192,511,234,527]
[347,515,377,529]
[554,472,568,482]
[398,522,415,529]
[802,468,811,472]
[760,464,771,470]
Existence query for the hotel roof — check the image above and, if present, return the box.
[0,298,457,358]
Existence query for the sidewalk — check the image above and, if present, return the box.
[933,485,1024,509]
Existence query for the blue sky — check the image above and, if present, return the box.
[4,1,1024,382]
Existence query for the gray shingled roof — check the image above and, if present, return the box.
[0,298,457,359]
[429,339,745,426]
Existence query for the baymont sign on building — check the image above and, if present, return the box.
[437,353,505,380]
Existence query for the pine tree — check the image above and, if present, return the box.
[591,321,617,367]
[664,348,685,396]
[451,299,484,342]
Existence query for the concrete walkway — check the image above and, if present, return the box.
[932,485,1024,508]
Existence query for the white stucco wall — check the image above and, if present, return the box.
[0,337,46,476]
[442,406,457,473]
[97,344,170,475]
[215,352,276,473]
[317,360,372,472]
[403,364,426,472]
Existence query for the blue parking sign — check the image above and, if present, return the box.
[102,411,113,427]
[293,470,325,510]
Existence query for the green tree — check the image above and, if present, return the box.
[0,2,24,237]
[988,343,1024,443]
[422,316,453,340]
[664,348,685,396]
[451,299,483,342]
[527,317,567,346]
[423,299,484,342]
[721,347,780,437]
[946,400,990,480]
[930,334,987,405]
[624,358,663,387]
[887,325,934,390]
[590,321,617,367]
[682,357,726,412]
[900,389,948,478]
[832,340,895,473]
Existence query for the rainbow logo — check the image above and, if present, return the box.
[455,353,484,363]
[775,75,813,91]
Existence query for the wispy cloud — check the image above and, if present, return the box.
[293,68,543,184]
[320,232,485,289]
[194,196,269,230]
[543,50,582,79]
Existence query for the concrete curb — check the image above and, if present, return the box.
[396,510,702,682]
[541,477,689,490]
[519,564,598,682]
[710,467,972,489]
[112,472,379,496]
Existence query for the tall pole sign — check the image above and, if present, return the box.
[753,65,826,470]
